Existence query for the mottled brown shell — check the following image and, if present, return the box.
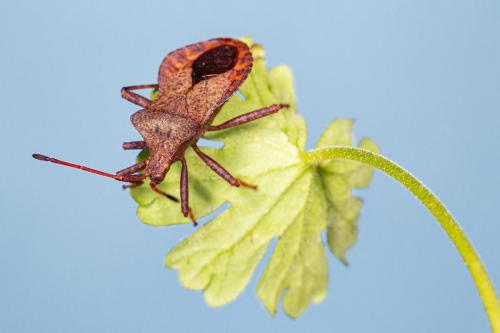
[152,38,253,125]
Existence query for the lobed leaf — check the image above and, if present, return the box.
[129,39,377,317]
[316,119,379,263]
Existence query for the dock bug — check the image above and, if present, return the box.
[33,38,287,225]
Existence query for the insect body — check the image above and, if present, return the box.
[33,38,287,225]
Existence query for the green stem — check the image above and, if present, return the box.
[303,147,500,332]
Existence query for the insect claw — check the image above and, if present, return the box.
[188,208,198,227]
[169,195,180,203]
[237,178,257,190]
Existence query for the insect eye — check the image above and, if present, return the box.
[192,45,238,85]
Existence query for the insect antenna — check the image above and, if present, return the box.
[32,153,145,182]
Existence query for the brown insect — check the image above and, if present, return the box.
[33,38,287,225]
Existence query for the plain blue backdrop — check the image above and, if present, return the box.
[1,0,499,332]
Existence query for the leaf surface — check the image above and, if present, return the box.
[130,39,378,317]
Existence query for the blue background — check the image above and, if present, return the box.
[1,0,499,332]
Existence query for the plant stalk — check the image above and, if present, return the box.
[303,147,500,332]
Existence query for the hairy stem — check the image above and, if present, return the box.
[302,147,500,332]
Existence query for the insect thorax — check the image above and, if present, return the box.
[130,109,198,181]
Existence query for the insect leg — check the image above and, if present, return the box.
[191,145,257,189]
[121,84,159,108]
[122,182,143,190]
[116,161,147,189]
[122,141,146,150]
[207,104,288,131]
[180,158,197,226]
[149,183,179,203]
[116,161,147,175]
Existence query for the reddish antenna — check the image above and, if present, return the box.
[32,153,179,204]
[32,153,144,182]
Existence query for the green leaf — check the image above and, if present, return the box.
[129,39,377,317]
[315,119,379,264]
